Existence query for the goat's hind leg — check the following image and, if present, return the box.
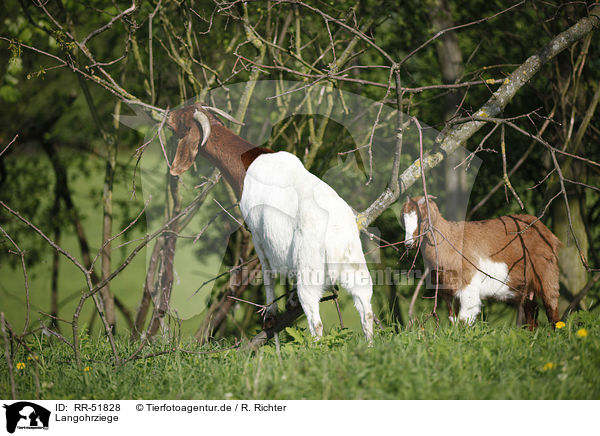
[523,298,539,330]
[457,285,482,325]
[542,293,559,328]
[340,267,373,343]
[296,282,324,339]
[540,268,560,327]
[254,241,277,328]
[442,292,457,324]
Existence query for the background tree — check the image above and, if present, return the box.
[0,1,598,357]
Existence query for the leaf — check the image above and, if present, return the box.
[7,58,22,75]
[285,327,306,344]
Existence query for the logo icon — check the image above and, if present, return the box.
[3,402,50,433]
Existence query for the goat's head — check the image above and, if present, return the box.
[401,195,438,249]
[166,103,243,176]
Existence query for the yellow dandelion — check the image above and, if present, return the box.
[84,366,92,372]
[576,328,588,338]
[542,362,554,371]
[16,362,25,370]
[555,321,565,329]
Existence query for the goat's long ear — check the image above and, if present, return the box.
[170,124,201,176]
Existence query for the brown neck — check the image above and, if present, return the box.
[422,213,463,261]
[199,124,274,198]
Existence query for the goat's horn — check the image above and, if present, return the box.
[193,110,211,147]
[203,106,245,125]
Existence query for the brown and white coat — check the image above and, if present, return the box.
[402,196,561,328]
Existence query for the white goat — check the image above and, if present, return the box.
[402,196,561,328]
[166,103,374,341]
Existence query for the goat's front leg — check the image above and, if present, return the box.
[456,285,481,325]
[442,292,458,324]
[523,299,539,331]
[341,266,373,343]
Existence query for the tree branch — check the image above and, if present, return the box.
[357,6,600,227]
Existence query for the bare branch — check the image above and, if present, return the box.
[358,6,600,226]
[1,313,17,399]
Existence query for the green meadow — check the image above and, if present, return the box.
[2,312,598,400]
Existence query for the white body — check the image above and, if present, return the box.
[403,211,418,248]
[240,151,373,340]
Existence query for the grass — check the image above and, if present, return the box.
[2,312,598,400]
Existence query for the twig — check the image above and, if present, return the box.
[81,1,136,46]
[1,313,17,399]
[500,124,525,209]
[0,225,31,336]
[550,150,590,270]
[414,116,440,318]
[408,266,430,321]
[357,6,600,227]
[467,105,556,218]
[213,199,244,227]
[125,341,241,363]
[148,0,163,104]
[561,272,600,321]
[0,134,18,158]
[332,286,344,329]
[245,294,343,349]
[90,197,151,270]
[398,1,525,68]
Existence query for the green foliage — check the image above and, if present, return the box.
[0,0,598,339]
[283,326,353,349]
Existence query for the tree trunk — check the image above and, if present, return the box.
[548,80,599,309]
[99,140,117,333]
[77,73,118,333]
[430,0,467,221]
[132,238,163,340]
[42,141,132,332]
[195,231,259,343]
[147,170,181,337]
[552,183,589,305]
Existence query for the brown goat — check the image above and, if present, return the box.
[166,102,274,197]
[401,196,561,328]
